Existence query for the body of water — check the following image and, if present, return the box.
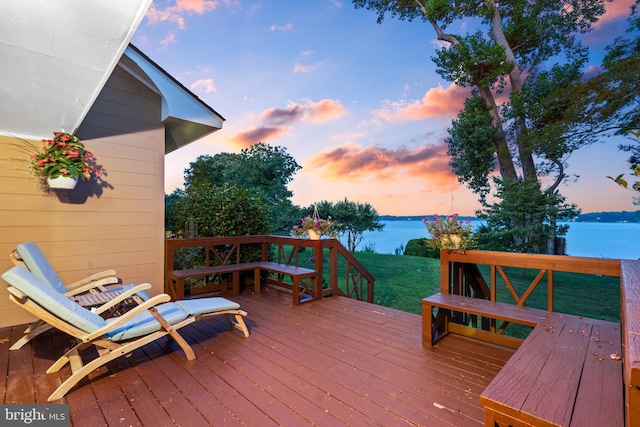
[347,220,640,260]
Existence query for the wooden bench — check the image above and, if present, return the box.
[481,313,623,427]
[621,259,640,427]
[422,293,549,348]
[422,293,624,426]
[167,261,317,305]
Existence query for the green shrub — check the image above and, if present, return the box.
[404,238,440,258]
[171,182,271,271]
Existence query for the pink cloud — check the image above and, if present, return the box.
[190,78,216,94]
[229,99,346,148]
[374,84,471,121]
[595,0,635,27]
[146,6,185,29]
[261,99,346,125]
[584,65,602,79]
[230,126,288,147]
[176,0,228,14]
[308,143,460,190]
[145,0,236,29]
[160,31,178,48]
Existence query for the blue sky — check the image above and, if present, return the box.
[132,0,637,215]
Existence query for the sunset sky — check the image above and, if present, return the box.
[132,0,638,216]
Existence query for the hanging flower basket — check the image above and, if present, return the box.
[30,132,101,188]
[423,214,474,252]
[292,205,339,238]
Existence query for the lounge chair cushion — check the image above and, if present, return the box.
[175,298,240,316]
[17,242,152,301]
[17,242,67,294]
[105,302,189,341]
[2,267,105,333]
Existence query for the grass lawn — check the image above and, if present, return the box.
[277,246,621,326]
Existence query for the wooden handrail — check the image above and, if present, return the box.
[323,239,375,303]
[439,249,621,312]
[165,236,375,303]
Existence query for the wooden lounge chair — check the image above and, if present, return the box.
[9,242,152,350]
[2,266,249,401]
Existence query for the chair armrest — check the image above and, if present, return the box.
[92,283,152,315]
[66,269,118,290]
[63,277,120,296]
[84,292,171,341]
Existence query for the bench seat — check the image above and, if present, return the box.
[422,293,549,348]
[422,292,624,427]
[481,313,623,427]
[167,261,317,305]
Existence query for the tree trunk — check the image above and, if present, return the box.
[477,85,518,183]
[487,0,538,183]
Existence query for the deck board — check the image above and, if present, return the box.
[0,289,514,426]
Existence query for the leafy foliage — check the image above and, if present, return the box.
[171,182,271,238]
[608,130,640,194]
[581,4,640,136]
[404,238,440,258]
[30,132,101,180]
[446,93,499,198]
[331,199,385,252]
[474,178,579,253]
[183,143,301,235]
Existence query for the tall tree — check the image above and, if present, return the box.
[353,0,607,252]
[183,143,302,234]
[305,199,385,252]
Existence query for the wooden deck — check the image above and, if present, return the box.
[0,288,514,426]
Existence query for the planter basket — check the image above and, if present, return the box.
[308,229,321,240]
[441,234,462,250]
[47,176,78,190]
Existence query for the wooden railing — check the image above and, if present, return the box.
[440,250,621,312]
[165,235,375,303]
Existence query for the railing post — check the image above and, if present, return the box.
[164,239,175,295]
[329,243,338,297]
[547,270,554,312]
[440,250,450,294]
[314,239,324,300]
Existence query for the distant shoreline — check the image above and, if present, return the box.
[380,210,640,224]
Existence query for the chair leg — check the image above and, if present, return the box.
[149,308,196,360]
[10,321,52,350]
[223,312,250,338]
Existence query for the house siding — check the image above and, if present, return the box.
[0,65,165,327]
